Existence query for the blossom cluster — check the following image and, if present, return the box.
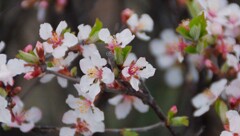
[0,10,156,135]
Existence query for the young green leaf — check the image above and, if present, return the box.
[170,116,189,127]
[189,13,207,38]
[70,66,78,77]
[122,129,139,136]
[114,46,132,65]
[17,50,39,64]
[184,46,197,54]
[0,88,7,97]
[189,24,201,41]
[215,99,228,124]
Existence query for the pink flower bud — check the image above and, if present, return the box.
[170,105,178,114]
[121,8,134,24]
[23,44,33,53]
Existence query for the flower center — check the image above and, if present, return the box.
[128,64,139,76]
[75,119,90,134]
[77,99,92,113]
[87,68,102,79]
[48,32,63,48]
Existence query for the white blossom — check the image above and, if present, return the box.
[108,94,149,119]
[192,79,227,117]
[220,110,240,136]
[0,96,11,124]
[121,53,156,91]
[39,21,78,58]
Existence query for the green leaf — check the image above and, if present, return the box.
[70,66,78,76]
[89,18,103,37]
[114,46,132,65]
[122,129,139,136]
[215,99,228,124]
[196,40,208,54]
[0,88,7,97]
[16,50,39,64]
[189,24,201,41]
[189,13,207,38]
[176,25,192,40]
[186,0,202,17]
[170,116,189,127]
[184,46,197,54]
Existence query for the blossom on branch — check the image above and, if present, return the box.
[108,94,149,119]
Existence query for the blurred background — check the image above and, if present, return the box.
[0,0,240,136]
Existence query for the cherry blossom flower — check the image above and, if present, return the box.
[192,79,227,117]
[220,110,240,136]
[0,41,5,52]
[197,0,227,21]
[60,110,104,136]
[39,21,78,58]
[0,96,11,124]
[217,4,240,29]
[225,73,240,98]
[0,54,27,86]
[78,54,114,100]
[126,13,154,41]
[108,94,149,119]
[121,53,156,91]
[226,53,239,71]
[5,97,42,132]
[66,94,104,122]
[40,52,78,88]
[81,44,101,58]
[78,24,92,42]
[98,28,135,50]
[149,29,185,69]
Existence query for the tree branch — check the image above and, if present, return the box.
[45,70,80,83]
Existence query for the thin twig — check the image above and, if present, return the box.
[46,70,80,83]
[35,122,164,133]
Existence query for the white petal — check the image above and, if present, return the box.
[43,42,54,53]
[39,23,53,40]
[66,95,80,109]
[193,105,210,117]
[101,67,114,84]
[226,110,240,133]
[139,64,156,79]
[7,59,26,76]
[220,131,234,136]
[0,96,8,108]
[149,39,166,57]
[78,24,92,41]
[116,28,135,48]
[62,110,78,124]
[98,28,112,43]
[52,46,68,58]
[57,77,68,88]
[56,21,67,36]
[25,107,42,123]
[79,75,94,93]
[156,55,176,69]
[115,99,132,119]
[135,57,148,68]
[127,14,138,30]
[62,32,78,47]
[91,55,107,68]
[40,74,55,83]
[108,95,124,106]
[133,98,149,113]
[136,32,150,41]
[123,53,137,67]
[0,54,7,65]
[19,122,34,133]
[0,41,5,52]
[79,58,94,74]
[160,29,177,42]
[130,77,140,91]
[91,107,104,122]
[192,93,210,109]
[210,79,227,97]
[122,67,130,78]
[164,67,183,88]
[88,82,101,100]
[82,44,101,58]
[139,14,154,32]
[0,109,11,124]
[60,127,76,136]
